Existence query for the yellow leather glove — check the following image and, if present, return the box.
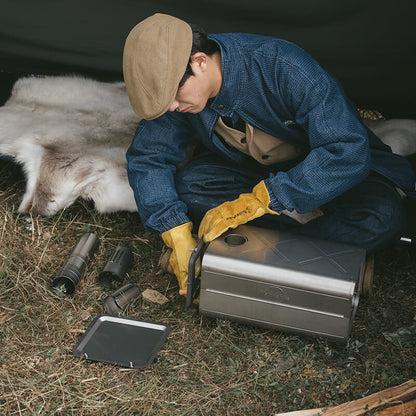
[161,222,199,296]
[198,180,280,243]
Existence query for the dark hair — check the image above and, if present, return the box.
[178,23,220,88]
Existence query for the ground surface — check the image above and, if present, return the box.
[0,158,415,416]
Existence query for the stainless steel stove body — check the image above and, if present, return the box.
[197,225,365,342]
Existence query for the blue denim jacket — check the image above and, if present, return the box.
[127,33,415,233]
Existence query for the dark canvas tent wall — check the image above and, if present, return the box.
[0,0,415,117]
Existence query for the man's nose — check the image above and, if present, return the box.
[169,99,180,112]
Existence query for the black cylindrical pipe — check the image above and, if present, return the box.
[103,283,141,316]
[98,245,133,290]
[52,233,99,297]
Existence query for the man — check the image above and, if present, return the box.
[123,13,415,296]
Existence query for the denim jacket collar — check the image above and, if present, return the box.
[207,34,245,118]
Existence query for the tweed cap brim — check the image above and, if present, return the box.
[123,13,192,120]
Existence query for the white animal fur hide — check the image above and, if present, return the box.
[363,118,416,156]
[0,76,140,215]
[0,75,415,216]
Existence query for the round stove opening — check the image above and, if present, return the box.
[224,234,247,246]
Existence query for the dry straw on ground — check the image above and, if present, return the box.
[0,152,415,415]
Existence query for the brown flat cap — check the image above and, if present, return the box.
[123,13,192,120]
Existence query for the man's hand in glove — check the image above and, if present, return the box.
[198,180,280,243]
[161,222,199,296]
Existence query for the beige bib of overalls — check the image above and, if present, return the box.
[214,117,302,165]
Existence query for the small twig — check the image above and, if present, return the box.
[6,372,23,416]
[71,220,113,231]
[35,208,66,270]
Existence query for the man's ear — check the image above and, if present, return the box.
[190,52,208,71]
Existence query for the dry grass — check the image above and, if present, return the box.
[0,159,415,416]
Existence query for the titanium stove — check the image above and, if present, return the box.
[189,225,366,342]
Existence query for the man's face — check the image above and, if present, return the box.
[168,76,208,114]
[168,52,220,114]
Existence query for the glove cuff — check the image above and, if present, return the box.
[161,222,193,248]
[252,181,279,215]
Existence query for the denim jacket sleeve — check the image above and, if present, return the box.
[126,112,195,233]
[263,57,372,213]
